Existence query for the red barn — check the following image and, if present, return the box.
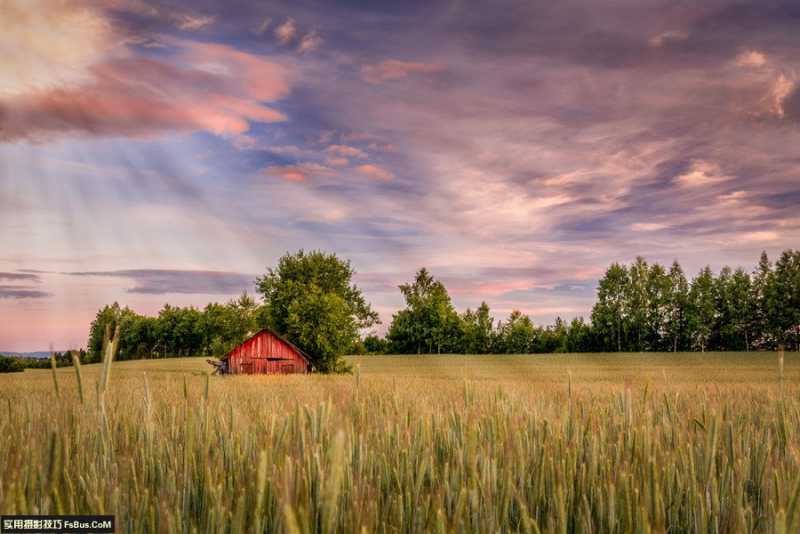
[218,329,312,375]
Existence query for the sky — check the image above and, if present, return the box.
[1,0,799,351]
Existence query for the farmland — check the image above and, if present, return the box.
[1,353,799,532]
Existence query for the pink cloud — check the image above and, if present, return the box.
[264,163,333,182]
[298,31,323,53]
[735,50,768,68]
[326,144,367,158]
[107,0,215,31]
[265,166,309,182]
[362,60,443,85]
[356,164,395,181]
[326,157,349,167]
[275,18,297,45]
[0,40,290,141]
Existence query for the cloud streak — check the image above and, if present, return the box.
[0,286,50,299]
[0,272,41,282]
[65,269,256,295]
[362,60,443,84]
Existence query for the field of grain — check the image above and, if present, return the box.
[1,352,799,533]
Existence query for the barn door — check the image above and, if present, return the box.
[280,363,294,374]
[241,362,254,375]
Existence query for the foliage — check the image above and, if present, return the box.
[459,302,495,354]
[0,355,23,373]
[87,294,259,361]
[585,250,800,352]
[362,334,388,354]
[591,263,629,352]
[84,249,800,360]
[387,268,461,354]
[256,250,379,373]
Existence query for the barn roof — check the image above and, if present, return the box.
[221,328,313,366]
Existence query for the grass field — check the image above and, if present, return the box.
[1,352,799,533]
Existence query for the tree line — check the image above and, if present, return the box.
[11,248,792,374]
[371,249,799,355]
[83,251,377,372]
[85,293,260,363]
[591,251,799,352]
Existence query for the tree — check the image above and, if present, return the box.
[87,303,136,362]
[460,302,495,354]
[0,355,24,373]
[715,267,753,350]
[256,250,379,372]
[536,317,566,353]
[688,267,716,352]
[665,261,689,351]
[563,317,593,352]
[591,263,629,351]
[771,250,800,350]
[387,268,461,354]
[730,267,755,350]
[751,251,774,349]
[495,310,537,353]
[644,262,671,351]
[362,334,388,354]
[204,293,260,356]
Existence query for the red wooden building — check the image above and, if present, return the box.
[220,329,312,375]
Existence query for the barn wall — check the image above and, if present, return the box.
[227,331,309,375]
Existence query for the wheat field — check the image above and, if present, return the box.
[1,352,798,533]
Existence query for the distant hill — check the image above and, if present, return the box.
[0,351,54,359]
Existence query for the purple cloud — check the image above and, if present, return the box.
[65,269,256,295]
[0,286,50,299]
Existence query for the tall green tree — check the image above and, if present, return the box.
[591,263,629,351]
[387,268,461,354]
[626,257,650,351]
[751,252,774,349]
[644,262,671,351]
[771,250,800,349]
[495,310,537,353]
[87,303,141,361]
[665,261,689,351]
[715,267,753,350]
[563,317,593,352]
[688,267,717,352]
[256,250,379,372]
[460,302,495,354]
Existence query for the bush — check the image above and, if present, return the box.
[0,356,24,373]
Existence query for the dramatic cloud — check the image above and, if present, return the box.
[65,269,255,295]
[0,1,111,97]
[0,6,290,141]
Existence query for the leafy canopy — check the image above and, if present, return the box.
[256,250,378,372]
[387,268,461,354]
